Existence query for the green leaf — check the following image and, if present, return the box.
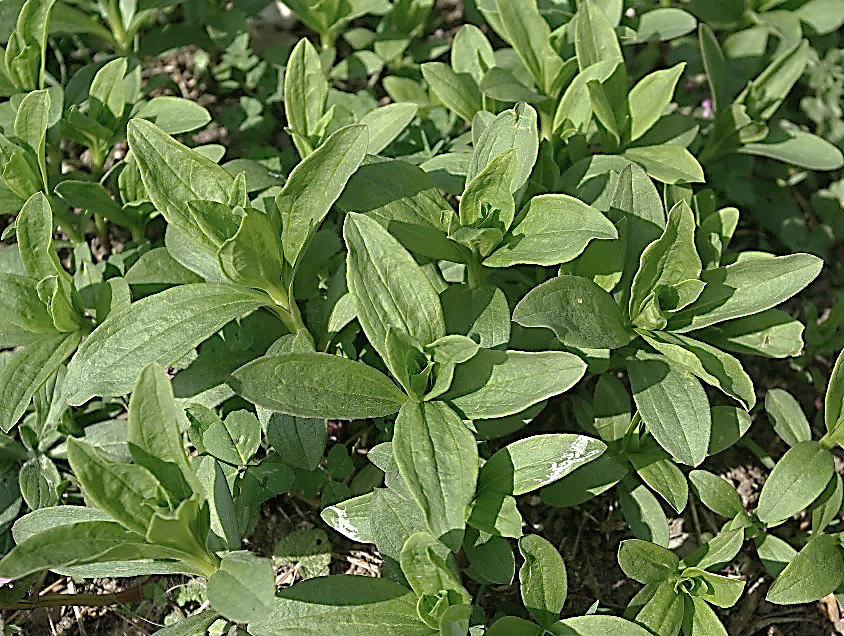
[698,24,725,113]
[88,57,126,123]
[826,349,844,436]
[618,539,679,584]
[755,533,797,579]
[739,127,844,171]
[266,413,327,471]
[248,576,434,636]
[127,118,235,252]
[64,283,267,404]
[484,616,543,636]
[681,596,727,636]
[519,534,567,628]
[513,274,630,349]
[484,195,617,268]
[575,0,623,71]
[638,331,754,409]
[740,39,808,121]
[458,149,517,229]
[133,96,211,135]
[629,200,701,326]
[0,330,80,433]
[440,284,510,349]
[669,253,822,333]
[618,476,669,546]
[553,60,619,135]
[682,528,744,571]
[630,451,688,513]
[16,191,60,281]
[66,438,160,536]
[278,125,368,268]
[755,441,835,526]
[54,180,140,230]
[465,531,515,585]
[628,8,697,44]
[451,24,495,84]
[207,551,275,623]
[128,363,196,500]
[541,451,629,507]
[5,0,56,90]
[439,604,472,636]
[197,409,261,467]
[284,38,328,157]
[478,434,605,495]
[480,67,549,105]
[393,401,478,550]
[345,212,446,365]
[443,349,586,420]
[693,571,744,608]
[628,355,711,466]
[229,352,407,419]
[321,493,375,544]
[218,208,283,291]
[467,490,523,538]
[811,473,843,533]
[623,145,704,184]
[627,579,684,636]
[0,521,149,580]
[15,89,49,187]
[487,0,564,94]
[767,534,844,605]
[193,456,239,552]
[696,309,806,359]
[765,389,811,447]
[401,532,470,601]
[468,103,538,195]
[359,103,418,155]
[628,63,685,142]
[421,62,481,123]
[688,470,744,518]
[338,158,457,233]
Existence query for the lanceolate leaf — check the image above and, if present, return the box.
[519,534,567,628]
[755,441,835,526]
[767,534,844,605]
[64,284,268,405]
[277,125,368,268]
[66,438,161,536]
[628,355,711,466]
[229,353,407,420]
[127,118,235,252]
[393,401,478,551]
[443,350,586,420]
[638,330,755,409]
[0,330,80,432]
[344,212,446,362]
[668,254,823,333]
[0,521,153,580]
[478,434,605,495]
[483,194,617,267]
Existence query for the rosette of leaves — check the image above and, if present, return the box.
[59,117,374,405]
[514,176,823,469]
[619,533,746,635]
[337,102,618,293]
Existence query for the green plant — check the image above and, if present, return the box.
[0,0,843,634]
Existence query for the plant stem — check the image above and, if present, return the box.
[467,254,486,289]
[103,0,129,53]
[4,582,146,610]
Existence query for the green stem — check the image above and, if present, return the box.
[467,254,486,289]
[539,109,554,142]
[266,286,311,338]
[103,0,129,53]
